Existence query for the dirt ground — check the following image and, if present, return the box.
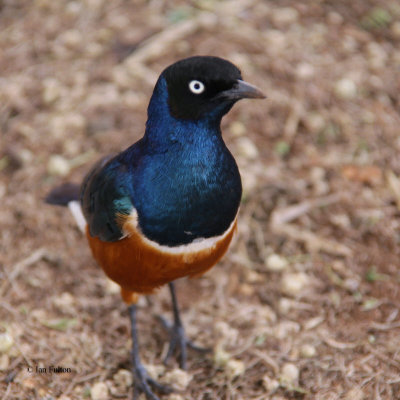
[1,0,400,399]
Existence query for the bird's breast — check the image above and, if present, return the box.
[132,145,242,246]
[86,210,237,299]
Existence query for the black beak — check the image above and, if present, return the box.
[221,80,266,101]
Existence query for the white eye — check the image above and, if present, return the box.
[189,80,205,94]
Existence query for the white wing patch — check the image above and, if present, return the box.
[68,201,86,233]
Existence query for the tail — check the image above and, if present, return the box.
[45,183,86,233]
[45,183,80,206]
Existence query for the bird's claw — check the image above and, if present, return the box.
[157,315,210,370]
[132,363,172,400]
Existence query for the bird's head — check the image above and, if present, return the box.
[152,56,265,123]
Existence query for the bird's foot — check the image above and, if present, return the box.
[157,315,210,370]
[132,362,172,400]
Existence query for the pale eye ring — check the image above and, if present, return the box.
[189,80,205,94]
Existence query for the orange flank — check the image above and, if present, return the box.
[86,217,237,304]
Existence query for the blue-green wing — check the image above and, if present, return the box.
[80,156,134,242]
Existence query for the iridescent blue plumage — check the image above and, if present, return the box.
[130,78,241,245]
[80,56,265,247]
[82,74,241,245]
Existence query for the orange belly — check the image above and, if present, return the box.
[86,219,236,303]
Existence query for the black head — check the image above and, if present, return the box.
[161,56,265,121]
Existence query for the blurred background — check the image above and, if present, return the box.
[1,1,400,399]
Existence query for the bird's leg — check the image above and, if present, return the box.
[158,282,210,370]
[128,304,172,400]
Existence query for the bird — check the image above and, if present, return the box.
[46,55,265,400]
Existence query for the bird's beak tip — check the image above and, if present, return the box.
[231,80,266,100]
[240,80,266,99]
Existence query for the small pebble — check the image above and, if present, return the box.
[52,292,76,314]
[15,122,35,138]
[162,369,192,391]
[47,155,71,177]
[310,166,325,182]
[280,363,299,384]
[330,213,351,229]
[278,298,292,314]
[213,346,231,367]
[91,382,108,400]
[58,395,72,400]
[225,359,245,379]
[327,11,344,25]
[59,29,82,49]
[66,1,82,16]
[145,364,165,380]
[239,283,254,296]
[86,42,104,58]
[273,321,300,339]
[214,321,239,347]
[229,53,250,69]
[50,113,86,138]
[264,30,287,51]
[262,374,280,392]
[167,395,185,400]
[300,344,316,358]
[21,376,36,389]
[304,113,325,133]
[368,334,376,344]
[240,168,258,194]
[63,140,80,156]
[272,7,299,25]
[65,113,87,132]
[122,91,144,109]
[31,308,48,321]
[0,354,10,370]
[236,137,259,160]
[245,269,263,283]
[343,278,359,292]
[0,333,14,353]
[229,121,246,137]
[334,78,357,99]
[266,254,288,272]
[296,63,315,80]
[344,387,364,400]
[252,305,277,324]
[37,388,49,397]
[367,42,387,69]
[19,149,33,164]
[281,272,308,296]
[42,78,63,104]
[85,84,119,108]
[113,369,133,389]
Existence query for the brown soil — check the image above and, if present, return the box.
[1,1,400,399]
